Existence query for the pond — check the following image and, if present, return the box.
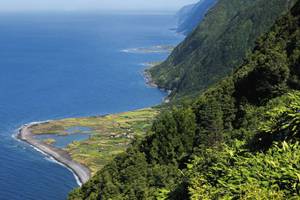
[34,126,91,148]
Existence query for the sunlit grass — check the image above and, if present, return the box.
[29,108,158,175]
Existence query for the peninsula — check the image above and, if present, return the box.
[17,108,158,185]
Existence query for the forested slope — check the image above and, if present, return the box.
[149,0,296,99]
[69,0,300,199]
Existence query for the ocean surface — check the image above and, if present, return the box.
[0,12,183,200]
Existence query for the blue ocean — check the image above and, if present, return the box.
[0,12,183,199]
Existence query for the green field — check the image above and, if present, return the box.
[29,108,158,175]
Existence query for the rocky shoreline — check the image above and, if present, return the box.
[143,65,171,103]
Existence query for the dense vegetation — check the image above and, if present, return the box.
[69,1,300,199]
[187,92,300,199]
[176,0,217,35]
[149,0,296,99]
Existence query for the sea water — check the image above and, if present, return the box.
[0,12,183,200]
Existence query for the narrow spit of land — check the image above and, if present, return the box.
[18,124,91,185]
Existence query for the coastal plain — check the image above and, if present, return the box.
[28,108,158,175]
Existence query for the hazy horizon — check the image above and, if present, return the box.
[0,0,199,12]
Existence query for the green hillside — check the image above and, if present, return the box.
[69,0,300,199]
[149,0,296,99]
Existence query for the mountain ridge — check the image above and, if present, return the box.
[149,0,296,99]
[176,0,217,35]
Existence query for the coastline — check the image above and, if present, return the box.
[15,64,167,188]
[17,123,91,186]
[143,65,171,103]
[143,69,158,88]
[15,62,168,188]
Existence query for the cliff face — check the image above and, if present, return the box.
[150,0,296,99]
[176,0,217,35]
